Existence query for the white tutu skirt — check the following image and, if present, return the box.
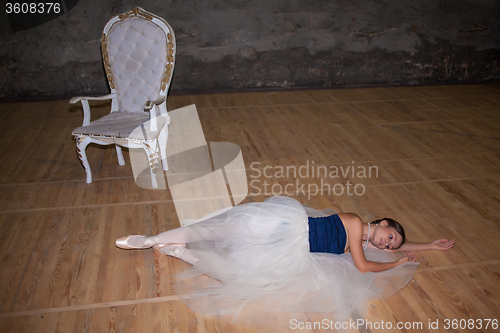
[174,196,418,320]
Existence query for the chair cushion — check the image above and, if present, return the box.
[72,111,167,140]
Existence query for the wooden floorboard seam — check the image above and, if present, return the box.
[1,152,498,187]
[0,175,498,214]
[417,259,500,273]
[193,95,500,111]
[0,295,181,319]
[379,116,500,126]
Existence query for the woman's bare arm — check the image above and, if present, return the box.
[390,239,455,253]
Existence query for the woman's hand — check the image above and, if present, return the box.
[405,251,416,262]
[430,239,455,251]
[396,251,416,265]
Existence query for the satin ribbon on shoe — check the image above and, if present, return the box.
[153,244,186,256]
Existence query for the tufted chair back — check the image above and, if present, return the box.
[102,7,175,114]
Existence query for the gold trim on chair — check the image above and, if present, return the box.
[101,34,115,89]
[118,7,153,21]
[76,137,84,160]
[161,33,175,91]
[144,142,160,174]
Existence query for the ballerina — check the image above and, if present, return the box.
[116,196,454,319]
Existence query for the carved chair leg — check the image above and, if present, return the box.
[76,136,93,184]
[116,146,125,166]
[159,126,169,171]
[143,140,160,189]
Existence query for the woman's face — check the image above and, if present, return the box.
[371,220,403,250]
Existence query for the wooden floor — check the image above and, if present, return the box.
[1,84,500,332]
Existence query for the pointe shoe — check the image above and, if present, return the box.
[115,235,155,250]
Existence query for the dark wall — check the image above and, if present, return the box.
[1,0,499,100]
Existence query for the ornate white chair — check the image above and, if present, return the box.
[71,7,175,188]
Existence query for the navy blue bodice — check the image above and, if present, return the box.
[308,214,347,254]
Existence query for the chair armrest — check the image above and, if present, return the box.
[144,96,166,111]
[69,93,117,104]
[145,96,166,132]
[70,93,117,126]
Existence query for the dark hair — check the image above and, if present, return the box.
[370,218,406,248]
